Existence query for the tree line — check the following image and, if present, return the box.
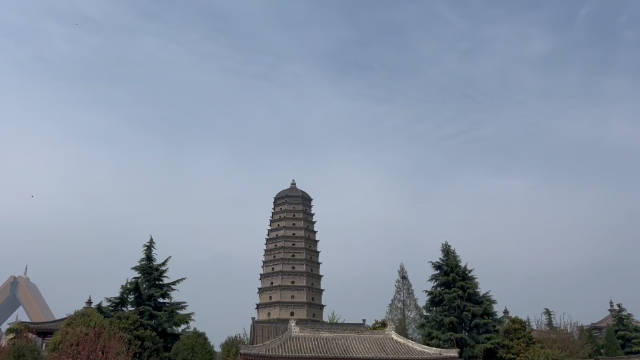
[1,239,638,360]
[0,237,246,360]
[380,242,640,360]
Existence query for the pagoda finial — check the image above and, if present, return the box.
[290,179,296,187]
[503,307,510,318]
[85,295,93,308]
[23,265,28,277]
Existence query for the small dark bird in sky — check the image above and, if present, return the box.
[31,194,35,199]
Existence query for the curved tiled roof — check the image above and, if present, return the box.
[18,316,68,332]
[241,320,459,359]
[275,180,312,200]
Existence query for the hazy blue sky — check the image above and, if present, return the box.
[1,0,639,346]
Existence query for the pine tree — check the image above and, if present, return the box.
[542,308,555,330]
[603,326,624,356]
[105,237,193,357]
[419,242,499,360]
[386,263,423,340]
[578,326,602,359]
[611,303,640,354]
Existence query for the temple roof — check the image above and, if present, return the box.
[16,316,68,332]
[275,180,312,200]
[590,301,640,330]
[241,320,459,359]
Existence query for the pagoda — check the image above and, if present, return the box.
[256,180,325,322]
[245,182,460,360]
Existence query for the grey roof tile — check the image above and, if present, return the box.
[241,320,459,359]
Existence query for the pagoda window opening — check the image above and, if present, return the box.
[292,233,296,236]
[271,267,275,271]
[291,281,295,284]
[292,223,296,226]
[269,296,272,300]
[290,312,294,317]
[270,282,274,286]
[312,297,315,301]
[268,312,271,317]
[291,295,295,299]
[291,254,295,257]
[292,266,296,270]
[312,313,316,318]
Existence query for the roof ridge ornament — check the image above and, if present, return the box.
[288,319,299,334]
[290,179,296,188]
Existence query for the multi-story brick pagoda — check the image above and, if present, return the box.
[256,179,325,322]
[244,181,459,359]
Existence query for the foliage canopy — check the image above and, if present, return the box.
[419,242,499,360]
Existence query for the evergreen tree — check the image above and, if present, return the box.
[611,303,640,354]
[386,263,423,340]
[603,326,624,357]
[419,242,499,360]
[104,237,193,358]
[497,317,536,360]
[578,326,602,359]
[170,329,216,360]
[542,308,555,330]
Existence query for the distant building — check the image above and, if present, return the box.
[590,300,640,337]
[243,181,459,359]
[9,297,92,350]
[0,273,55,326]
[11,317,68,350]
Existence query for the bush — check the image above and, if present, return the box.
[46,308,132,360]
[0,325,43,360]
[170,329,216,360]
[219,333,248,360]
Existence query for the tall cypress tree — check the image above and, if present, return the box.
[386,263,423,340]
[104,237,193,356]
[419,242,499,360]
